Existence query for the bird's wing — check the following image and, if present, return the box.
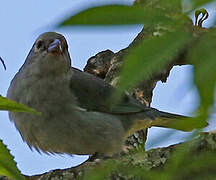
[70,68,148,114]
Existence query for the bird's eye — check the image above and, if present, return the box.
[36,40,43,50]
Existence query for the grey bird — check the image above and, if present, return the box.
[7,32,197,156]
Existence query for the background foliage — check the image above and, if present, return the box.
[0,0,216,179]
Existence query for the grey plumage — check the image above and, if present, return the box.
[7,32,196,156]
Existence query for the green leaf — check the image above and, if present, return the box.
[60,5,172,26]
[191,0,213,9]
[185,0,214,13]
[158,0,182,13]
[0,140,25,180]
[164,141,216,179]
[181,152,216,177]
[118,163,168,180]
[188,30,216,119]
[165,143,191,180]
[118,31,191,92]
[83,160,117,180]
[166,117,208,131]
[0,95,40,114]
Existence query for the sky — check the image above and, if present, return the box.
[0,0,215,176]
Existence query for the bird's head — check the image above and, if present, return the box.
[22,32,71,75]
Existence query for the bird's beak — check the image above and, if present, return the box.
[47,39,63,54]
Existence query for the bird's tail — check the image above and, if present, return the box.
[126,108,208,136]
[150,110,208,131]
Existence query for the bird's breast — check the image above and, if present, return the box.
[8,71,75,115]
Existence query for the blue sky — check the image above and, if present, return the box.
[0,0,215,176]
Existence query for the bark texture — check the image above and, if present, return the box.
[1,132,216,180]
